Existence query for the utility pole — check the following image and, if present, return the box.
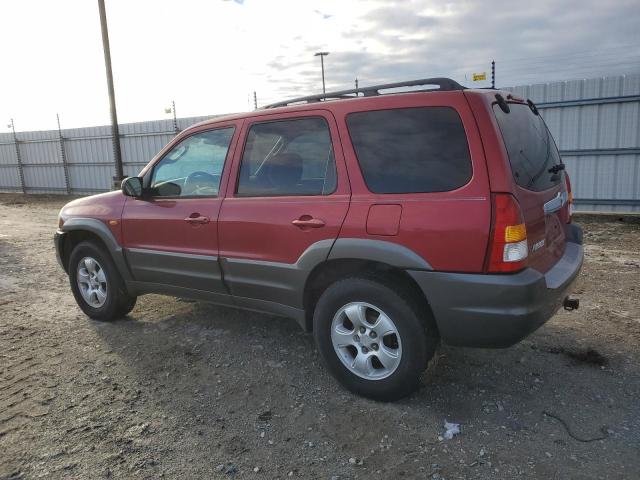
[355,78,359,90]
[56,114,72,194]
[98,0,124,186]
[171,100,178,133]
[314,52,329,94]
[164,101,178,133]
[253,91,258,110]
[8,119,25,193]
[491,60,496,89]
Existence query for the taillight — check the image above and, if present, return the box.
[485,193,528,273]
[565,172,573,222]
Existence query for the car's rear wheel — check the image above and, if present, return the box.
[68,241,136,321]
[313,276,438,401]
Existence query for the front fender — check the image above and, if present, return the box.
[59,218,132,281]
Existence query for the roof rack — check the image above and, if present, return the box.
[263,77,465,109]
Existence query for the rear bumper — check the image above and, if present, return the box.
[408,224,584,348]
[54,230,66,272]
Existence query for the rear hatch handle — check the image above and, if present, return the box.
[548,163,565,174]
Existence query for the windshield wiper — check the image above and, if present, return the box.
[548,163,565,174]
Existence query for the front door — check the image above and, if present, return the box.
[122,125,238,293]
[218,111,350,308]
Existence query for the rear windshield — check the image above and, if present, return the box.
[493,103,562,192]
[346,107,472,194]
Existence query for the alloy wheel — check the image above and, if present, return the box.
[330,302,402,380]
[76,256,108,308]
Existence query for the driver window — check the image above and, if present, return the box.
[150,127,234,197]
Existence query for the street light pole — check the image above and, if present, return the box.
[97,0,124,185]
[314,52,329,94]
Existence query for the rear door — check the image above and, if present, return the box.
[218,110,350,308]
[336,92,492,273]
[492,101,567,273]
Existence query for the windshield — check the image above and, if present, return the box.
[493,103,562,192]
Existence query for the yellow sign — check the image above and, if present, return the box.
[472,72,487,81]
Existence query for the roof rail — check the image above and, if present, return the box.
[263,77,465,109]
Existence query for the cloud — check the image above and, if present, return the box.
[252,0,640,104]
[2,0,639,129]
[362,5,439,32]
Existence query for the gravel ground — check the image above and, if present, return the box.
[1,194,639,480]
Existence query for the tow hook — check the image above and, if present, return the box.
[563,296,580,311]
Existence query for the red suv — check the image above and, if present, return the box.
[55,78,583,401]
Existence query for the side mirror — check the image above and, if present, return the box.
[121,176,143,197]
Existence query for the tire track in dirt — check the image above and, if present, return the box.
[0,320,60,443]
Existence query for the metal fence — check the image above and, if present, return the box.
[0,115,216,195]
[1,74,640,212]
[506,73,640,213]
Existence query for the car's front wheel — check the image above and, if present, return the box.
[313,276,438,401]
[68,241,136,321]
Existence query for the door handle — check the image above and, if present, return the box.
[292,217,325,228]
[184,214,210,224]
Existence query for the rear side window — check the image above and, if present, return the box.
[493,103,561,192]
[346,107,472,194]
[237,117,336,196]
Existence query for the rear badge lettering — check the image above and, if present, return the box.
[531,239,545,252]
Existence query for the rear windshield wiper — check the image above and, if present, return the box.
[548,163,565,174]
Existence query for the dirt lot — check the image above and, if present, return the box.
[0,194,639,480]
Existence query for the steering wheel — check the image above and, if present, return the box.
[184,171,218,195]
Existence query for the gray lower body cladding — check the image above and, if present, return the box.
[55,221,583,348]
[409,225,584,348]
[125,248,225,293]
[54,231,65,270]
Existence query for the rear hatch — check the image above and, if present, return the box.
[492,99,568,273]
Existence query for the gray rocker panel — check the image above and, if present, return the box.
[124,281,306,328]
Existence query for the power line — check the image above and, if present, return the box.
[495,56,640,71]
[455,53,640,75]
[492,42,640,65]
[496,61,640,76]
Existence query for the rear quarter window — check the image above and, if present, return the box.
[346,107,472,194]
[493,103,562,192]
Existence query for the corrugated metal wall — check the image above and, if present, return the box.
[505,74,640,213]
[0,115,214,195]
[1,74,639,213]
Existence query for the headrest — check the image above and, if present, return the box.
[265,153,303,187]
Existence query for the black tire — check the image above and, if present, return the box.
[313,276,438,401]
[119,295,138,316]
[68,241,137,321]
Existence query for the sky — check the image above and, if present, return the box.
[1,0,639,131]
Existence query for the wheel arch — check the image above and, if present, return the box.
[60,218,132,281]
[302,258,438,336]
